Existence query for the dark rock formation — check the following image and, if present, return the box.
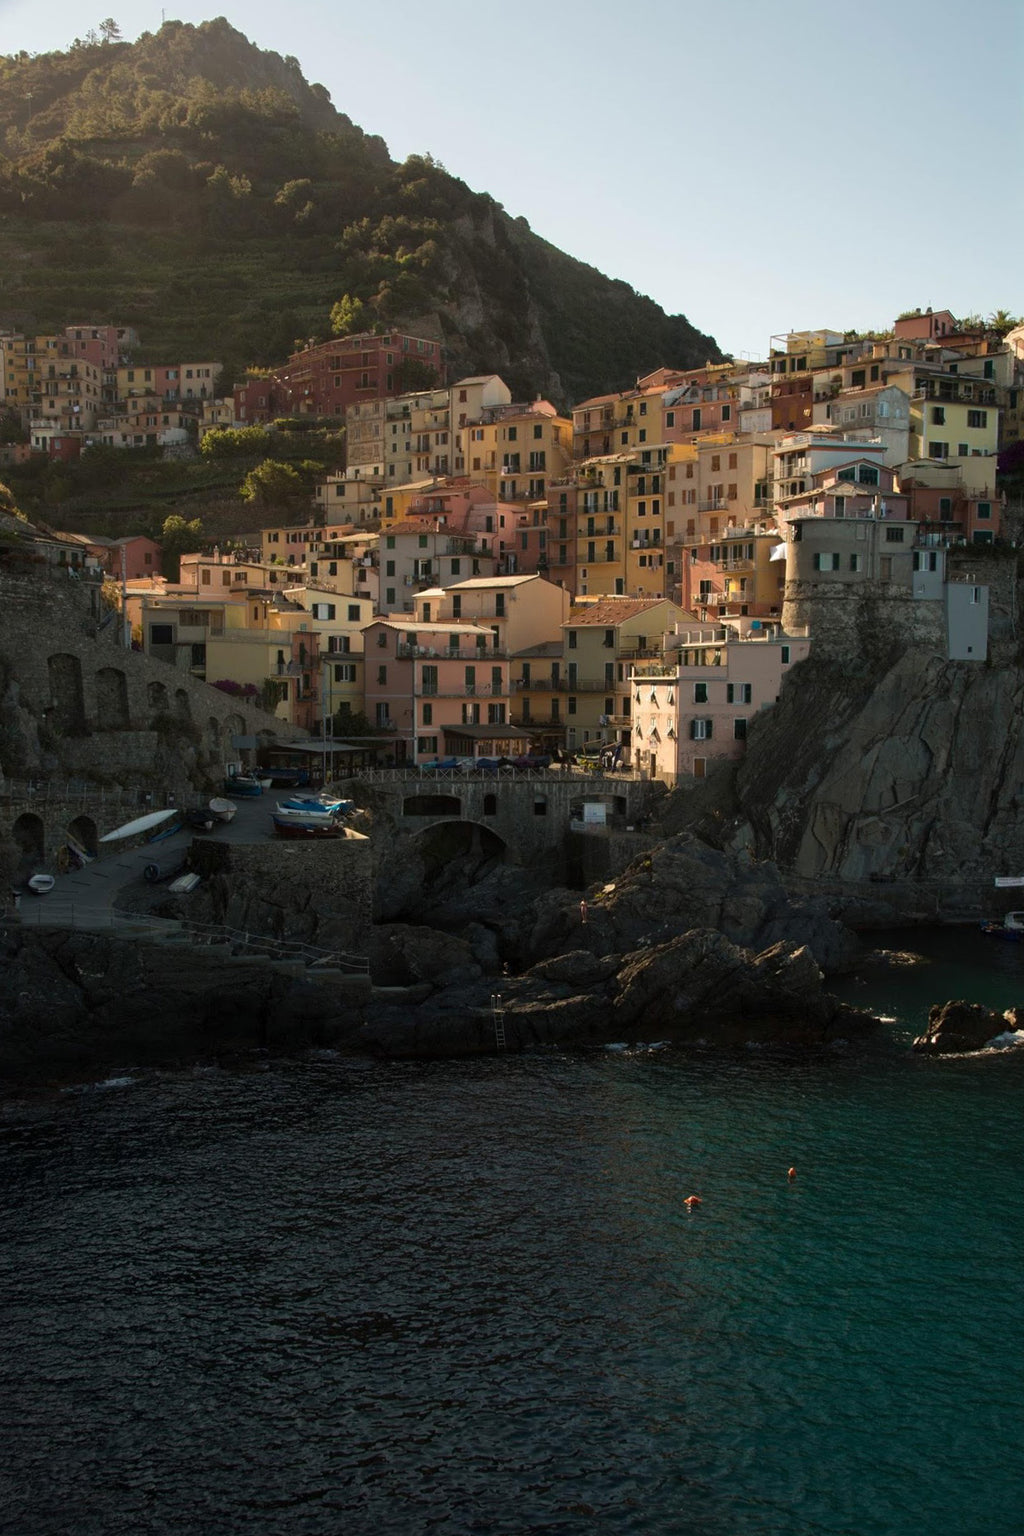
[356,928,877,1060]
[525,835,860,975]
[912,999,1019,1055]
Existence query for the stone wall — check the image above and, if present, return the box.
[188,833,374,956]
[0,568,286,793]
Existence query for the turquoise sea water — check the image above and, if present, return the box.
[1,930,1023,1535]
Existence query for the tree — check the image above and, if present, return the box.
[200,425,269,458]
[988,310,1020,336]
[239,458,311,512]
[330,293,369,336]
[160,513,203,581]
[99,18,122,42]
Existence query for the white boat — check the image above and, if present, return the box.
[994,876,1024,888]
[27,873,55,895]
[209,798,237,823]
[274,801,338,822]
[99,808,179,843]
[168,872,201,895]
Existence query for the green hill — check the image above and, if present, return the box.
[0,19,721,400]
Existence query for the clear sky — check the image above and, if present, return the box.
[1,0,1021,359]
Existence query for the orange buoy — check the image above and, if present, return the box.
[684,1194,702,1209]
[788,1167,797,1180]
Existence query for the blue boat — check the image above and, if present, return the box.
[224,775,263,798]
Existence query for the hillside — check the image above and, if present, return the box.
[0,20,721,400]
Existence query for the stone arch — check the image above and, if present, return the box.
[174,688,191,720]
[224,712,246,740]
[407,818,508,873]
[11,811,44,869]
[147,680,169,712]
[205,716,222,756]
[67,814,98,859]
[47,653,86,736]
[95,666,130,730]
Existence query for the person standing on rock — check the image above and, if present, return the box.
[580,898,588,925]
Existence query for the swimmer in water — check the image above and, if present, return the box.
[684,1194,702,1209]
[788,1166,797,1180]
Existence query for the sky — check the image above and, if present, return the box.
[1,0,1021,359]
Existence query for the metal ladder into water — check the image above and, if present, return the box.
[491,992,507,1051]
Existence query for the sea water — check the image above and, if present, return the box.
[1,931,1023,1535]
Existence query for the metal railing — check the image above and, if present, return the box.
[6,901,368,972]
[0,779,147,806]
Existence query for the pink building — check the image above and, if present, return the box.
[362,617,516,765]
[631,622,810,783]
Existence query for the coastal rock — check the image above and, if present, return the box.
[368,923,482,987]
[526,835,859,975]
[357,928,876,1058]
[912,999,1013,1054]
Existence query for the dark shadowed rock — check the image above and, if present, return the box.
[913,999,1015,1054]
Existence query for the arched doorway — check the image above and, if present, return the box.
[67,814,98,859]
[11,811,45,871]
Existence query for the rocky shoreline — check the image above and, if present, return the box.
[6,827,1020,1089]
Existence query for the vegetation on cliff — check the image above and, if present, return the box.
[0,19,721,400]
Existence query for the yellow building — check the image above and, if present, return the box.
[560,596,690,757]
[460,403,572,506]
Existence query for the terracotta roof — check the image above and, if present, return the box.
[566,598,669,626]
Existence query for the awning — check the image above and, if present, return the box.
[769,543,788,562]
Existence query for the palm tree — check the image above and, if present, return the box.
[987,310,1020,336]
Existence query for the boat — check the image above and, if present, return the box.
[168,872,201,895]
[184,808,215,832]
[144,860,185,884]
[272,813,345,839]
[27,873,55,895]
[99,808,179,843]
[209,798,237,823]
[980,911,1024,940]
[260,765,311,787]
[280,798,356,823]
[224,774,263,798]
[274,801,341,822]
[994,876,1024,888]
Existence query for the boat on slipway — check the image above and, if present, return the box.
[209,798,237,824]
[981,911,1024,940]
[271,813,345,840]
[223,774,263,798]
[99,808,180,844]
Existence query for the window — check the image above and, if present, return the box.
[533,423,543,439]
[334,663,356,682]
[417,736,438,755]
[690,718,713,740]
[928,442,949,459]
[977,502,992,519]
[931,406,945,425]
[692,409,701,429]
[347,604,361,621]
[385,588,395,605]
[781,645,790,664]
[487,703,506,724]
[727,683,752,703]
[568,631,577,649]
[568,697,577,715]
[376,664,388,685]
[721,405,731,422]
[694,682,708,703]
[967,410,987,429]
[884,527,905,543]
[812,552,841,571]
[422,702,433,724]
[849,553,863,571]
[913,551,939,572]
[734,718,747,740]
[939,496,953,516]
[957,443,969,457]
[666,411,675,427]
